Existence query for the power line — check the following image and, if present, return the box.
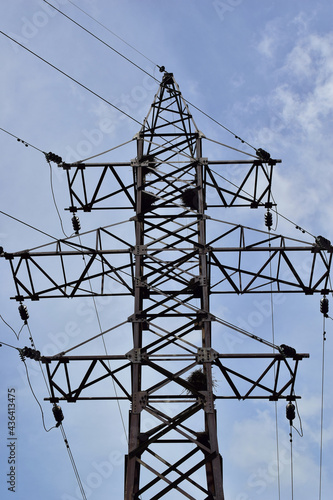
[47,158,69,238]
[42,0,161,82]
[0,126,45,153]
[319,315,326,500]
[0,30,142,126]
[54,1,256,149]
[9,0,256,151]
[65,0,159,68]
[77,233,128,441]
[60,424,88,500]
[25,321,87,499]
[22,359,56,433]
[0,314,25,340]
[267,224,281,500]
[0,209,58,240]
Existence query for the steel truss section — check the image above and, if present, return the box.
[60,158,278,212]
[3,229,332,300]
[1,72,325,499]
[42,352,308,403]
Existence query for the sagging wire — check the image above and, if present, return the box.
[21,358,56,433]
[0,324,55,433]
[46,156,69,238]
[77,233,128,442]
[266,210,281,500]
[18,315,88,500]
[319,299,328,500]
[0,314,25,340]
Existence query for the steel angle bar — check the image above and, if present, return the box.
[144,358,203,397]
[128,403,204,459]
[148,453,217,500]
[136,458,197,500]
[143,219,200,248]
[138,447,208,497]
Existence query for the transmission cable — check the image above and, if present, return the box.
[42,0,161,81]
[60,424,87,500]
[0,126,45,153]
[77,233,128,441]
[0,30,142,126]
[0,328,56,432]
[289,425,294,500]
[36,5,256,150]
[24,320,88,499]
[0,209,58,241]
[267,219,281,500]
[22,359,56,432]
[65,0,159,68]
[47,158,69,238]
[0,314,25,340]
[319,314,327,500]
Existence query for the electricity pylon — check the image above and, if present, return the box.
[2,72,332,499]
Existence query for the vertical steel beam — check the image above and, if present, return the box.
[196,138,224,499]
[125,136,144,499]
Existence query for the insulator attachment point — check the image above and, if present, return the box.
[52,404,64,427]
[320,297,329,317]
[45,152,63,165]
[286,402,296,424]
[18,304,29,323]
[71,215,81,234]
[265,211,273,228]
[20,346,41,361]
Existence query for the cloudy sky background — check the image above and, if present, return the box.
[1,0,333,499]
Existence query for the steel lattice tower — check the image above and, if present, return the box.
[2,72,332,499]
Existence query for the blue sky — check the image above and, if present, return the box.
[1,1,333,499]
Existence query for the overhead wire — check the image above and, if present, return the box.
[0,30,142,126]
[42,0,161,81]
[77,233,128,441]
[59,424,87,500]
[22,359,56,433]
[24,319,88,499]
[65,0,159,68]
[289,425,294,500]
[0,126,45,153]
[0,314,25,340]
[319,313,327,500]
[47,158,69,238]
[267,218,281,500]
[36,3,256,151]
[0,320,56,432]
[0,209,59,241]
